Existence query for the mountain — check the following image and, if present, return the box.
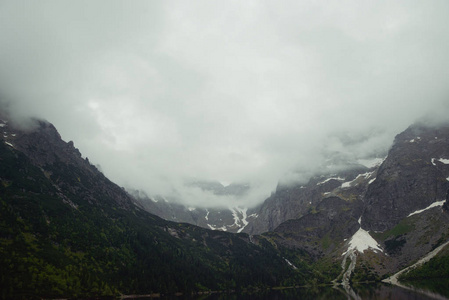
[130,184,258,233]
[0,117,312,299]
[2,113,449,299]
[243,165,373,235]
[244,121,449,283]
[363,124,449,232]
[130,120,449,287]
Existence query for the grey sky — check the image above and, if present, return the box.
[1,1,449,207]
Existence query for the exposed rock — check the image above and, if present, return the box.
[272,196,363,257]
[1,117,139,210]
[245,166,371,235]
[132,189,258,233]
[363,123,449,232]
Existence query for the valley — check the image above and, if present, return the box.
[1,116,449,299]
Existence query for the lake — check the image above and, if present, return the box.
[141,281,449,300]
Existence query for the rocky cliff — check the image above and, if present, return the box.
[131,181,259,233]
[363,123,449,231]
[4,113,449,298]
[0,116,312,298]
[253,122,449,280]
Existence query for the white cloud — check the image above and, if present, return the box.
[1,1,449,207]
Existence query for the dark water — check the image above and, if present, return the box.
[147,281,449,300]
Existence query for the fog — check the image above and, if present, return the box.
[1,1,449,207]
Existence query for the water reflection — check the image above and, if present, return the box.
[399,278,449,299]
[352,282,447,300]
[158,287,347,300]
[135,281,449,300]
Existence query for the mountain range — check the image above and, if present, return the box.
[1,114,449,298]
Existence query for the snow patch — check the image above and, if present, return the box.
[407,200,446,217]
[341,172,374,188]
[317,177,345,185]
[230,207,249,233]
[368,178,376,185]
[341,181,352,188]
[343,220,382,255]
[237,208,249,233]
[230,208,240,227]
[205,209,209,221]
[284,258,298,270]
[188,207,196,211]
[5,142,14,148]
[0,124,5,127]
[357,157,386,168]
[432,158,449,165]
[207,224,227,231]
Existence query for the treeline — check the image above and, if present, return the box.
[399,250,449,281]
[0,143,310,299]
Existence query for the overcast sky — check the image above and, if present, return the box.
[1,1,449,207]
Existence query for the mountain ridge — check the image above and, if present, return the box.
[2,115,449,298]
[0,116,311,298]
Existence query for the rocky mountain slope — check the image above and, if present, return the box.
[0,116,311,298]
[165,122,449,241]
[244,164,375,235]
[363,124,449,232]
[131,185,259,233]
[2,113,449,299]
[131,120,449,285]
[249,121,449,284]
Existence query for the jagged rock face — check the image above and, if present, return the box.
[7,120,83,167]
[132,190,258,233]
[380,207,449,273]
[245,166,371,235]
[362,124,449,232]
[273,196,363,257]
[1,117,311,297]
[134,122,449,263]
[444,190,449,212]
[135,164,371,235]
[131,180,256,233]
[240,122,449,278]
[1,118,138,210]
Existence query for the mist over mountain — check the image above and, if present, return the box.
[2,1,449,208]
[2,106,449,299]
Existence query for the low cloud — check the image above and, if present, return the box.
[1,1,449,207]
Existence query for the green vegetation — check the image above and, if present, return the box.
[312,257,342,284]
[351,263,380,282]
[0,143,311,299]
[399,246,449,282]
[321,233,331,250]
[373,219,414,241]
